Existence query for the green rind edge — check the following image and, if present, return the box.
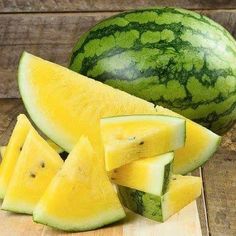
[118,185,164,222]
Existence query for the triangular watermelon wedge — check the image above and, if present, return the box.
[33,137,125,232]
[2,130,63,214]
[0,114,32,198]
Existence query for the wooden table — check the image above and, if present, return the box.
[0,1,235,235]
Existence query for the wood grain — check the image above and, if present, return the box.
[0,204,201,236]
[201,125,236,236]
[202,147,236,236]
[0,208,44,236]
[193,168,209,236]
[0,10,236,98]
[0,99,23,139]
[0,0,235,12]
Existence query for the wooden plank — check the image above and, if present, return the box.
[0,12,114,98]
[193,168,209,236]
[0,10,236,98]
[0,98,23,139]
[0,203,201,236]
[221,122,236,152]
[0,0,235,12]
[0,207,44,236]
[201,9,236,38]
[202,125,236,236]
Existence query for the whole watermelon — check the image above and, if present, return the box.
[69,7,236,134]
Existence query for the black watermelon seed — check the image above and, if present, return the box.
[40,162,45,168]
[30,172,36,178]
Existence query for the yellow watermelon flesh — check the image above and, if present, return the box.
[0,139,65,163]
[109,152,174,196]
[33,137,125,231]
[155,106,221,174]
[0,114,32,198]
[100,114,185,170]
[1,130,63,214]
[18,52,221,174]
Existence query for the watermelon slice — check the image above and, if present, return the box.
[100,114,185,170]
[2,130,63,214]
[109,152,173,196]
[33,137,125,232]
[0,114,32,198]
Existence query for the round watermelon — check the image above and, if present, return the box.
[69,7,236,134]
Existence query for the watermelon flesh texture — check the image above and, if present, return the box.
[0,142,67,162]
[109,152,173,196]
[155,106,221,174]
[118,175,202,222]
[69,7,236,134]
[100,114,185,170]
[33,137,125,232]
[2,130,63,214]
[18,52,220,174]
[0,114,33,198]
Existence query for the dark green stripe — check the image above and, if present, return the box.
[70,7,236,66]
[193,98,236,131]
[71,21,236,66]
[118,185,164,222]
[87,49,234,86]
[76,41,235,87]
[162,162,172,195]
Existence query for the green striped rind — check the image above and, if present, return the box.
[162,162,172,194]
[69,7,236,134]
[118,185,164,222]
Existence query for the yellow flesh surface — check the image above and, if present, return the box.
[0,114,32,198]
[19,53,220,174]
[101,117,184,170]
[163,175,202,220]
[155,107,220,174]
[33,137,125,231]
[2,130,63,214]
[0,139,63,159]
[109,152,173,195]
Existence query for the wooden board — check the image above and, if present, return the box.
[0,10,236,98]
[202,148,236,236]
[0,203,202,236]
[0,0,236,12]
